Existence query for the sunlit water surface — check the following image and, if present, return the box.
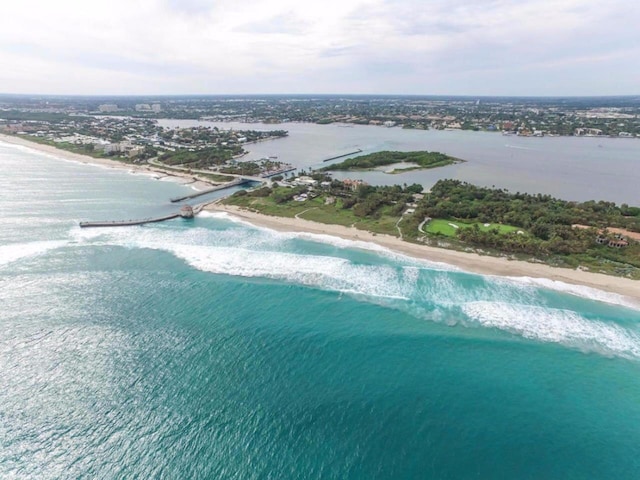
[1,141,640,479]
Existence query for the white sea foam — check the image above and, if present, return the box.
[174,245,413,299]
[493,275,640,310]
[0,240,67,267]
[197,211,232,220]
[66,225,547,315]
[68,222,634,310]
[462,301,640,358]
[66,221,640,358]
[198,210,458,271]
[69,224,419,300]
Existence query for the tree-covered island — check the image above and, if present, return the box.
[320,150,462,173]
[224,177,640,279]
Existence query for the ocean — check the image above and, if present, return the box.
[1,140,640,479]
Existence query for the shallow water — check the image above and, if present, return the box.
[2,141,640,479]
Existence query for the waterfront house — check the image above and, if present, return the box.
[596,234,630,248]
[342,179,368,191]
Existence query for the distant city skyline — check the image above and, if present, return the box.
[1,0,639,96]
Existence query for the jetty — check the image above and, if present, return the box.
[79,204,199,228]
[169,178,251,203]
[322,149,362,163]
[80,176,255,228]
[79,212,183,228]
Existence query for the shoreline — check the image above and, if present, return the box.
[0,133,216,191]
[189,119,640,139]
[207,204,640,305]
[2,132,638,305]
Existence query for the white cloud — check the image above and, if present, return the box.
[0,0,638,95]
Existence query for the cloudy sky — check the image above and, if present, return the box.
[0,0,638,96]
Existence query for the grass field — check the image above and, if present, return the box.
[226,191,522,240]
[225,194,402,237]
[424,219,522,237]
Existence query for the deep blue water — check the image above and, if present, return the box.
[1,141,640,479]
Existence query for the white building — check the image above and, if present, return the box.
[101,143,121,154]
[294,176,318,186]
[98,104,118,113]
[128,146,145,158]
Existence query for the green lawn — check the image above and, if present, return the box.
[225,194,402,236]
[424,218,522,237]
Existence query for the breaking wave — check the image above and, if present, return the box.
[461,301,640,359]
[68,220,640,358]
[0,240,67,267]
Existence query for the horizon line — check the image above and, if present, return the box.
[1,92,639,100]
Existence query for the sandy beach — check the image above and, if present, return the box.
[0,133,215,190]
[2,132,638,305]
[207,204,640,305]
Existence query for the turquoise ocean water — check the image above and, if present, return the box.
[1,141,640,479]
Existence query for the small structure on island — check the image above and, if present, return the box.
[180,205,194,219]
[596,234,629,248]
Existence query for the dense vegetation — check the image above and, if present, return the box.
[418,180,640,232]
[219,160,284,176]
[0,110,75,122]
[403,180,640,275]
[159,146,241,167]
[225,176,640,278]
[320,151,461,171]
[225,175,424,235]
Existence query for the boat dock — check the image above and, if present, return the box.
[321,149,362,162]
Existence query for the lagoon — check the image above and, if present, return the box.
[159,120,640,205]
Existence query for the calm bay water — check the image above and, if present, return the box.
[160,120,640,205]
[2,140,640,479]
